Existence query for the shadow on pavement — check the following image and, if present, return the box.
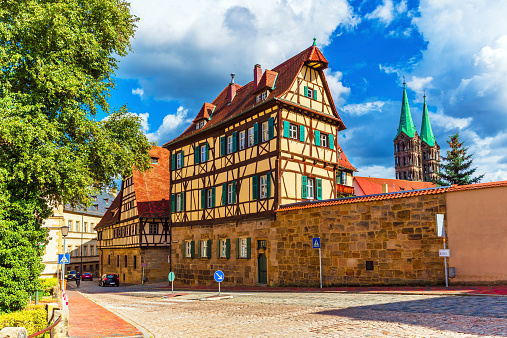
[314,296,507,337]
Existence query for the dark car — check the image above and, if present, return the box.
[99,274,119,287]
[81,272,93,281]
[65,270,77,281]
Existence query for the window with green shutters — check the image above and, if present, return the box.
[266,172,271,198]
[206,142,210,161]
[299,125,305,142]
[252,176,258,199]
[171,193,175,212]
[236,237,251,259]
[253,123,259,145]
[218,238,230,259]
[304,86,317,100]
[283,121,290,138]
[220,136,226,156]
[315,130,321,146]
[316,178,322,200]
[268,117,274,139]
[329,134,334,149]
[195,145,200,164]
[302,176,307,199]
[222,183,227,205]
[171,153,176,170]
[201,189,205,209]
[211,187,216,208]
[232,132,238,152]
[206,239,212,259]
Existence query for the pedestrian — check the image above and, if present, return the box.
[76,272,81,288]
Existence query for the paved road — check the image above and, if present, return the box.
[76,281,507,337]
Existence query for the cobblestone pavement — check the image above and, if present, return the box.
[77,281,507,338]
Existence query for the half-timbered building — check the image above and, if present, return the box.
[95,146,172,284]
[166,42,356,285]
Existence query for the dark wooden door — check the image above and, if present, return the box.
[258,254,267,284]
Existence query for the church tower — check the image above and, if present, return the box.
[394,82,422,181]
[420,94,440,182]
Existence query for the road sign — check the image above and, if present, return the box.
[142,263,146,267]
[312,237,321,249]
[58,254,70,264]
[439,249,450,257]
[168,272,175,282]
[214,270,224,283]
[436,214,445,237]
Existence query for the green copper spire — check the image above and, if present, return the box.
[313,37,316,46]
[420,94,436,146]
[395,82,417,138]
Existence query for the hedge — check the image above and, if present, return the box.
[0,304,48,335]
[39,278,57,296]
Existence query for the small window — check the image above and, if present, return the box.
[227,184,233,204]
[186,241,192,258]
[307,88,313,99]
[320,134,327,148]
[262,121,269,142]
[260,175,268,199]
[176,194,182,212]
[76,221,80,232]
[366,261,374,270]
[262,91,267,100]
[68,220,72,232]
[207,189,213,208]
[240,238,248,258]
[201,145,206,162]
[289,124,298,139]
[201,240,208,258]
[220,239,227,258]
[248,127,255,147]
[176,152,182,169]
[151,157,159,164]
[227,135,233,154]
[257,240,267,249]
[149,223,158,234]
[307,178,315,199]
[239,131,246,150]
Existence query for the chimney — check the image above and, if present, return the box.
[254,64,262,91]
[227,73,236,103]
[382,183,388,193]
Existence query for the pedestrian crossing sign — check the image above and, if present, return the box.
[313,237,321,249]
[58,254,70,264]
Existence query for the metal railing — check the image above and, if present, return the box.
[27,315,62,338]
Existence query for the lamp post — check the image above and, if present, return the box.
[61,225,69,292]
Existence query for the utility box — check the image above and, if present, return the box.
[448,267,456,278]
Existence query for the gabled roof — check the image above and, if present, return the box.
[420,96,436,147]
[337,144,357,172]
[253,70,278,94]
[354,176,435,196]
[165,44,344,147]
[395,83,417,139]
[193,102,215,123]
[96,147,170,229]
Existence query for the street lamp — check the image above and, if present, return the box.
[61,225,69,292]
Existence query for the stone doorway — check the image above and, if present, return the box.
[258,253,267,284]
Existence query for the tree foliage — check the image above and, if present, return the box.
[0,0,152,312]
[434,131,484,186]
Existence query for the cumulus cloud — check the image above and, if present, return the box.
[406,76,433,94]
[132,87,144,98]
[323,69,350,106]
[365,0,407,27]
[342,101,386,116]
[120,0,358,109]
[356,165,395,179]
[145,106,192,143]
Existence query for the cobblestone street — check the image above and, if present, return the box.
[74,281,507,337]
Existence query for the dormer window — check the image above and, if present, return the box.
[195,120,206,130]
[256,91,268,103]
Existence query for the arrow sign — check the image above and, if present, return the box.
[214,270,224,283]
[58,254,70,264]
[312,237,321,249]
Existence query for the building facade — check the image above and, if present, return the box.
[394,85,440,182]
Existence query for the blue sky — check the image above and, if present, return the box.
[105,0,507,182]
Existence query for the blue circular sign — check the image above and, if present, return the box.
[168,272,175,282]
[214,270,224,283]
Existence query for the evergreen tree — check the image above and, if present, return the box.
[434,131,484,186]
[0,0,152,312]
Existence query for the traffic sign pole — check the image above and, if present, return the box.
[214,270,224,296]
[319,247,322,289]
[218,282,221,296]
[168,272,175,294]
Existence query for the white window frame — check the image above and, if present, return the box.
[201,240,208,258]
[227,135,233,154]
[201,145,206,162]
[239,131,246,150]
[320,133,327,148]
[307,88,313,99]
[84,222,88,233]
[91,223,94,232]
[186,241,192,258]
[261,91,267,100]
[83,245,87,256]
[342,172,347,186]
[307,178,315,199]
[76,221,80,233]
[240,238,248,258]
[248,127,254,147]
[177,152,182,169]
[227,183,233,204]
[207,189,213,208]
[289,124,298,139]
[262,121,268,142]
[220,239,227,258]
[260,175,267,199]
[176,194,182,212]
[68,220,72,232]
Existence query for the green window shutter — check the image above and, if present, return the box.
[252,176,258,199]
[222,183,227,205]
[226,239,230,259]
[206,142,210,161]
[268,117,274,140]
[247,238,251,259]
[253,123,259,145]
[197,240,201,259]
[171,193,175,212]
[329,134,334,149]
[304,86,308,97]
[180,192,185,211]
[207,239,212,259]
[212,187,216,208]
[283,121,290,138]
[314,89,318,100]
[266,172,271,198]
[232,181,236,203]
[299,125,305,142]
[195,145,200,164]
[232,132,238,152]
[236,238,240,259]
[217,239,221,258]
[171,154,176,170]
[317,178,322,200]
[302,176,307,199]
[201,189,206,209]
[182,240,185,258]
[181,150,184,167]
[315,130,321,146]
[190,241,195,258]
[220,136,226,156]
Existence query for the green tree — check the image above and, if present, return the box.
[434,130,484,186]
[0,0,152,312]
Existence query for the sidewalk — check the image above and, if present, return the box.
[66,287,143,338]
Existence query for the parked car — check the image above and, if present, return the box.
[81,272,93,281]
[65,270,77,281]
[99,274,119,287]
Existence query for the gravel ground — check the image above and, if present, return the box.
[77,281,507,337]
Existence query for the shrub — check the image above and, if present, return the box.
[39,278,57,296]
[0,304,47,335]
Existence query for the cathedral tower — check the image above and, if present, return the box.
[420,94,440,182]
[394,82,422,181]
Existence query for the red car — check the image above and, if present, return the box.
[81,272,93,281]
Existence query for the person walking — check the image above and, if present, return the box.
[76,272,81,288]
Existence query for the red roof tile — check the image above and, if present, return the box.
[96,189,122,229]
[354,176,435,195]
[193,102,215,123]
[253,70,278,94]
[337,143,356,172]
[447,180,507,192]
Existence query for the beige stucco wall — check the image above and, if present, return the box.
[446,186,507,284]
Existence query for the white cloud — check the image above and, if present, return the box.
[379,64,400,75]
[406,75,433,94]
[356,165,395,179]
[323,69,350,106]
[132,87,144,98]
[428,111,472,131]
[145,106,192,143]
[365,0,395,26]
[342,101,386,116]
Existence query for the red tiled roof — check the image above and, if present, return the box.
[253,70,278,94]
[165,45,345,147]
[447,180,507,192]
[96,189,122,229]
[277,187,449,212]
[337,143,356,172]
[354,176,435,195]
[193,102,215,123]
